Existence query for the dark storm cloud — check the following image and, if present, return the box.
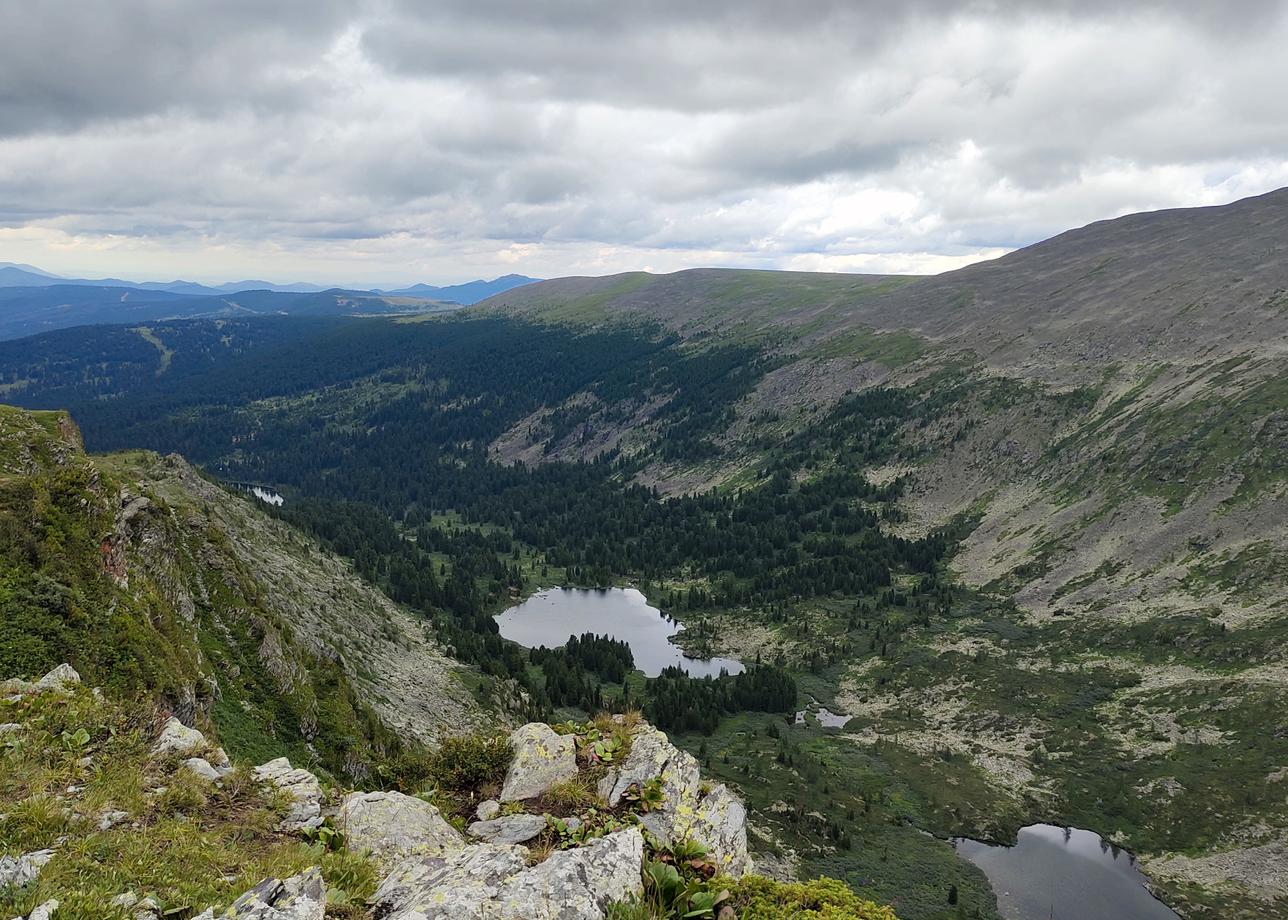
[1,1,1287,282]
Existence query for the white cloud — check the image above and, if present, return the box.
[1,1,1286,284]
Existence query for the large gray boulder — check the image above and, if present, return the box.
[253,758,323,831]
[605,724,751,876]
[674,783,752,878]
[336,791,464,864]
[152,717,207,757]
[370,843,529,919]
[499,723,577,802]
[467,813,548,845]
[496,827,644,918]
[191,867,325,919]
[371,828,644,920]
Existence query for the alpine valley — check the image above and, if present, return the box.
[1,190,1286,920]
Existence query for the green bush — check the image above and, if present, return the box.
[428,732,512,793]
[730,875,898,920]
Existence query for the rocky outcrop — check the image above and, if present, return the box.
[253,758,323,831]
[499,723,578,802]
[336,791,464,864]
[604,724,751,876]
[192,867,326,919]
[372,828,644,920]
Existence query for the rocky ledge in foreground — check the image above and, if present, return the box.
[0,666,894,919]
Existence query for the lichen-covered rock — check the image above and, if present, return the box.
[253,758,322,831]
[499,723,577,802]
[370,843,529,919]
[0,848,53,888]
[602,724,750,875]
[467,813,548,845]
[336,791,464,864]
[675,784,752,878]
[496,827,644,919]
[371,829,644,920]
[606,724,701,843]
[192,867,325,919]
[152,717,207,757]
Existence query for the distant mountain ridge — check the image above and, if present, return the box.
[0,262,540,303]
[378,273,540,303]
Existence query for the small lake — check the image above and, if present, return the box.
[495,587,744,678]
[250,486,284,507]
[954,825,1180,920]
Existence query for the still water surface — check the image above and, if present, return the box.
[495,587,744,678]
[954,825,1180,920]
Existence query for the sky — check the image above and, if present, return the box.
[2,1,1288,287]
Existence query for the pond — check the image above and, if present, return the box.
[494,587,744,678]
[954,825,1180,920]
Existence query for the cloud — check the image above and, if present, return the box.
[0,1,1286,283]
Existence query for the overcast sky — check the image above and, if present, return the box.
[2,1,1287,286]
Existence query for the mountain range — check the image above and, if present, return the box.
[0,190,1285,919]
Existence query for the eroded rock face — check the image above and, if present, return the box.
[467,813,548,845]
[192,867,326,919]
[499,723,577,802]
[336,791,464,864]
[372,828,645,920]
[253,758,323,831]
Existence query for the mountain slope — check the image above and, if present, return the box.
[0,405,484,776]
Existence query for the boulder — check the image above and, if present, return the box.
[476,799,501,821]
[152,717,206,757]
[370,843,529,920]
[191,867,326,919]
[253,758,323,831]
[675,784,752,878]
[496,827,644,918]
[371,828,644,920]
[499,723,577,802]
[182,757,221,783]
[336,791,464,863]
[35,665,80,692]
[0,848,53,888]
[2,664,80,700]
[605,724,701,843]
[18,901,59,920]
[467,813,548,845]
[604,724,750,875]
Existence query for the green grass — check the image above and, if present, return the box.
[0,683,379,919]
